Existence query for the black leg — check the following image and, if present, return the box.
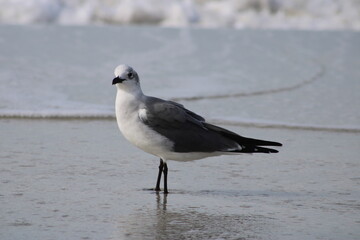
[155,159,164,192]
[163,162,168,194]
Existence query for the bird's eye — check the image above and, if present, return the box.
[127,72,134,79]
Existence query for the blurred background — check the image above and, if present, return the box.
[0,0,359,30]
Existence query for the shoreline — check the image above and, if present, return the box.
[1,117,359,133]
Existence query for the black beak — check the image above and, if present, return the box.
[112,76,125,85]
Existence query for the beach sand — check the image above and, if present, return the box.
[1,119,359,240]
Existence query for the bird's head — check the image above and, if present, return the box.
[112,65,140,91]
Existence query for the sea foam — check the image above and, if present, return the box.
[0,0,359,30]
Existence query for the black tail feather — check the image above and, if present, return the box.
[233,136,282,148]
[230,146,279,154]
[204,123,282,154]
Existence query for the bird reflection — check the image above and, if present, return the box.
[118,191,270,240]
[156,192,167,212]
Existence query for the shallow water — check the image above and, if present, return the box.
[0,26,359,131]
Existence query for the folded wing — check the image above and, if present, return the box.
[139,97,282,153]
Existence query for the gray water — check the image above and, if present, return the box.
[0,26,359,239]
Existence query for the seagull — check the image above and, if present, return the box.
[112,64,282,193]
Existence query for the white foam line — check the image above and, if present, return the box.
[171,64,325,102]
[209,118,360,133]
[1,110,359,133]
[0,110,115,120]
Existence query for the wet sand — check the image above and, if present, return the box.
[1,119,359,240]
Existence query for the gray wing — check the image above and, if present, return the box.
[139,97,240,153]
[166,100,205,122]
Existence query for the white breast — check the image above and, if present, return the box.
[115,90,173,158]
